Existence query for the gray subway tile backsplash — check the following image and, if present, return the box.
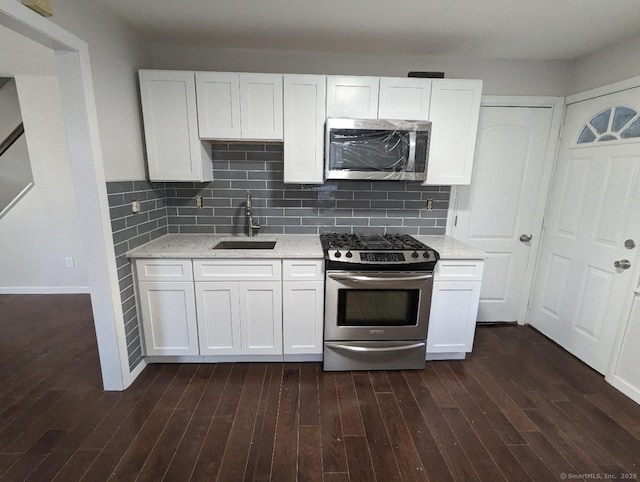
[106,141,450,372]
[148,142,450,236]
[106,179,168,372]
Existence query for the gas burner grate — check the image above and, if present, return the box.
[320,233,428,251]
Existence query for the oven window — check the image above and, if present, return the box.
[337,289,420,326]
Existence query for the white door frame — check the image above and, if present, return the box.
[0,1,142,390]
[447,95,565,325]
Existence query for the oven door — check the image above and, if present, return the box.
[324,270,433,341]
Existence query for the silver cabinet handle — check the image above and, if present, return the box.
[520,234,533,243]
[328,342,425,353]
[328,274,433,282]
[614,259,631,270]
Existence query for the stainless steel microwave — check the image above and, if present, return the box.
[325,118,431,181]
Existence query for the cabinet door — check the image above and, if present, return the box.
[195,72,241,139]
[283,281,324,354]
[283,74,326,184]
[138,281,199,356]
[139,70,211,182]
[239,74,283,140]
[427,280,481,353]
[378,77,431,121]
[239,281,283,355]
[425,79,482,185]
[195,282,242,355]
[326,76,379,119]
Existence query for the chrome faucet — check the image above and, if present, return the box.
[245,191,260,237]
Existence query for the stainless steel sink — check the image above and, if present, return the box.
[212,240,277,250]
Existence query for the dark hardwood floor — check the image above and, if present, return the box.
[1,294,639,481]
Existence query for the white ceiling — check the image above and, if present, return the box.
[89,0,640,60]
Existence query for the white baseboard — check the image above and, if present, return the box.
[0,286,90,294]
[426,352,466,361]
[606,374,640,405]
[145,354,285,363]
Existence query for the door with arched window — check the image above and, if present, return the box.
[529,88,640,374]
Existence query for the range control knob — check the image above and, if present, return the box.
[423,251,430,258]
[334,250,342,258]
[345,251,353,258]
[411,251,419,258]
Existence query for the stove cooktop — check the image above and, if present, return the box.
[320,233,439,269]
[321,233,427,251]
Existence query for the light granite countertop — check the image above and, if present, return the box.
[127,234,324,259]
[126,233,484,260]
[415,235,485,260]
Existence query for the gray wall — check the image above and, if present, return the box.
[151,44,573,97]
[571,31,640,94]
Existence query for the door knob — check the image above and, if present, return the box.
[519,234,532,243]
[614,259,631,270]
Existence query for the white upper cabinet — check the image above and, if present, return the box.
[283,74,326,184]
[240,74,284,140]
[139,70,212,182]
[326,76,380,119]
[378,77,432,121]
[195,72,241,139]
[327,76,431,121]
[425,79,482,185]
[196,72,283,141]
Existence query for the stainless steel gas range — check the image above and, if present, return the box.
[320,233,439,371]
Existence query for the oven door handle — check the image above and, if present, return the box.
[328,273,433,282]
[328,342,426,353]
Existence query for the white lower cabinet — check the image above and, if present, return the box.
[136,258,320,360]
[427,260,484,358]
[135,258,199,356]
[282,260,324,356]
[194,260,282,357]
[239,282,283,355]
[194,280,282,355]
[195,282,241,355]
[138,281,199,356]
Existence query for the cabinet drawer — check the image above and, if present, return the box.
[135,259,193,282]
[194,259,282,281]
[283,260,324,281]
[435,260,484,281]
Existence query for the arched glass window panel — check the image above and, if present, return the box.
[621,118,640,139]
[578,127,596,144]
[590,109,611,134]
[577,106,640,144]
[612,107,636,131]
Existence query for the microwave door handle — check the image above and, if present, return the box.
[328,273,433,282]
[407,131,416,171]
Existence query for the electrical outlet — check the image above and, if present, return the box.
[65,257,75,268]
[131,200,141,213]
[195,195,203,208]
[426,199,433,211]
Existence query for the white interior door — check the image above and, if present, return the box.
[454,105,555,322]
[529,89,640,374]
